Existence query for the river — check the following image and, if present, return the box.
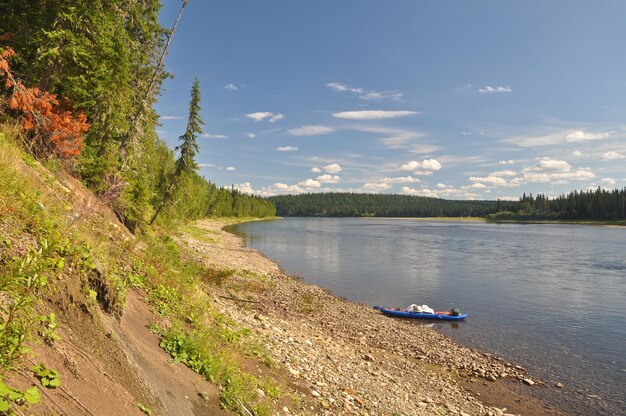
[229,218,626,415]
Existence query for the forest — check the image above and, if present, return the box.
[269,188,626,221]
[0,0,274,233]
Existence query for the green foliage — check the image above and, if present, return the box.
[32,363,61,388]
[270,192,496,217]
[0,380,41,414]
[38,313,61,346]
[175,78,204,176]
[491,188,626,221]
[136,402,153,415]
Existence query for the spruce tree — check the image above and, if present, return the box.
[175,78,203,176]
[150,78,203,224]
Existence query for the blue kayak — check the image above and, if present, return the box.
[377,307,468,321]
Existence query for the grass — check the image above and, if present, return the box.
[133,233,293,415]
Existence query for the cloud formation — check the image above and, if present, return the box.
[327,82,403,101]
[502,129,615,148]
[160,115,184,120]
[276,146,298,152]
[316,174,340,184]
[202,134,228,139]
[602,151,625,160]
[289,125,335,136]
[246,112,285,122]
[332,110,419,121]
[226,166,236,171]
[224,83,239,91]
[322,163,342,174]
[479,85,513,94]
[399,159,442,175]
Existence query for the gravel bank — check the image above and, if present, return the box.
[182,219,569,416]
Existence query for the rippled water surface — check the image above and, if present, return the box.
[230,218,626,414]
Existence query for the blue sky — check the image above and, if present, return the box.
[155,0,626,200]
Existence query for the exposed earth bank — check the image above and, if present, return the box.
[182,219,572,416]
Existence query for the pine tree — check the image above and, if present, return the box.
[174,78,203,176]
[150,78,203,225]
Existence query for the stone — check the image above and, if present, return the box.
[311,390,321,398]
[522,378,535,386]
[364,354,375,362]
[556,382,564,388]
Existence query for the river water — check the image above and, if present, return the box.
[229,218,626,415]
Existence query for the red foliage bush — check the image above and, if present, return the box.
[0,47,89,159]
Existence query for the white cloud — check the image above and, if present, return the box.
[537,158,572,171]
[323,163,342,174]
[298,179,321,188]
[327,82,362,93]
[490,170,517,177]
[401,186,438,197]
[362,182,392,192]
[226,166,236,171]
[316,174,340,184]
[224,83,239,91]
[311,167,322,173]
[198,163,217,168]
[565,130,612,142]
[573,150,583,157]
[327,82,403,101]
[246,112,285,122]
[399,159,442,174]
[380,176,419,184]
[289,125,335,136]
[468,183,488,189]
[602,151,625,160]
[276,146,298,152]
[160,115,184,120]
[332,110,419,121]
[502,129,616,148]
[601,178,616,186]
[247,133,256,139]
[499,160,514,165]
[469,176,509,186]
[202,134,228,139]
[479,85,512,94]
[235,182,254,193]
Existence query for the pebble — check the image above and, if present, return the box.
[522,378,535,386]
[556,382,563,388]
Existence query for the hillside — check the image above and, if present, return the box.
[0,132,291,415]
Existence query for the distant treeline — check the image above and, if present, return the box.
[491,187,626,221]
[269,188,626,221]
[269,193,498,217]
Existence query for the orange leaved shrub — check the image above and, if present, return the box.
[0,47,90,159]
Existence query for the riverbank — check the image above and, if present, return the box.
[180,218,572,416]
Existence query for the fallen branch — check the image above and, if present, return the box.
[219,295,260,304]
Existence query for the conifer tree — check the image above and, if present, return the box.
[150,78,203,224]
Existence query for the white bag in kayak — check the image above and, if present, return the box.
[421,305,434,314]
[407,304,422,312]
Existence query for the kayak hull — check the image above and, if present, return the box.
[379,308,468,321]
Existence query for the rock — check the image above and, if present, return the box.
[522,378,535,386]
[364,354,375,362]
[311,389,321,398]
[488,374,497,381]
[556,382,564,388]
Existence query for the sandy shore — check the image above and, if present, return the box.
[181,219,571,416]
